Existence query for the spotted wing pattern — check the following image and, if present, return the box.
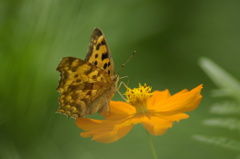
[56,28,118,118]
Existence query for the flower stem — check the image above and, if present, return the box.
[146,131,159,159]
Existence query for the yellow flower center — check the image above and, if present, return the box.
[124,84,153,113]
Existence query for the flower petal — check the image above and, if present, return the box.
[141,115,174,135]
[81,124,133,143]
[148,89,171,109]
[76,118,104,131]
[103,101,135,120]
[153,84,203,112]
[77,117,134,143]
[150,111,189,121]
[139,111,189,135]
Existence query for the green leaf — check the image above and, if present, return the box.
[199,57,240,100]
[209,101,240,115]
[193,135,240,152]
[203,118,240,130]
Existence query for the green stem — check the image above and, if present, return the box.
[146,131,159,159]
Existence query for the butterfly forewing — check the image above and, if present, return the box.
[85,28,115,77]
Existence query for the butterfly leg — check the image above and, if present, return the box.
[119,76,129,80]
[117,81,129,90]
[116,81,129,101]
[118,75,130,88]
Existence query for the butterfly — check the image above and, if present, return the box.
[56,28,119,118]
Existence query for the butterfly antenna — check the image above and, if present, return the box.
[116,51,136,76]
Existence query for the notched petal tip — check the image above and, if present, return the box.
[154,84,203,112]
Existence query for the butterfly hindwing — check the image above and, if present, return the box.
[57,57,115,117]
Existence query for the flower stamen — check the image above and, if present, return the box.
[124,84,153,113]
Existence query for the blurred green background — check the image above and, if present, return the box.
[1,0,240,158]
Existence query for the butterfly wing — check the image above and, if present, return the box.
[85,28,115,78]
[56,57,115,118]
[56,28,118,118]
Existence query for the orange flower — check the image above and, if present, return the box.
[76,84,203,143]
